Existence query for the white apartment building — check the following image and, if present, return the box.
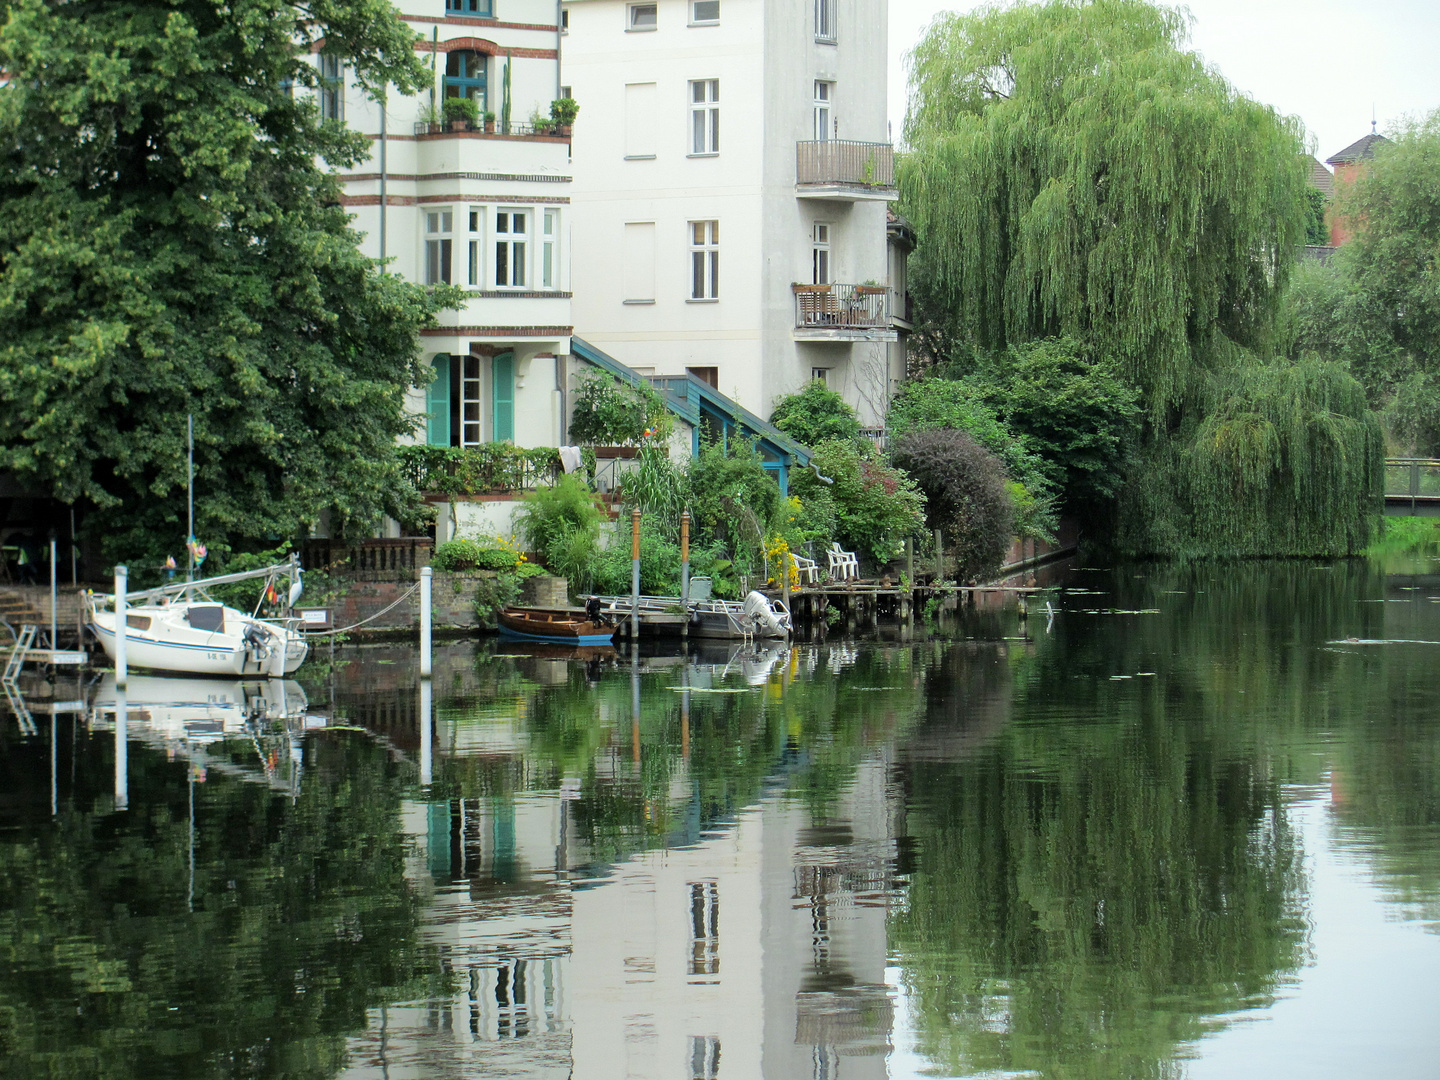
[327,0,576,450]
[562,0,905,427]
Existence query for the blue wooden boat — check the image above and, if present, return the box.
[497,607,617,646]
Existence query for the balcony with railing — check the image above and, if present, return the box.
[792,283,898,341]
[795,140,898,201]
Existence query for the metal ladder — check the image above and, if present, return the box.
[2,623,36,689]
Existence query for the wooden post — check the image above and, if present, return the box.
[630,508,642,640]
[934,528,944,587]
[680,510,691,639]
[49,538,57,648]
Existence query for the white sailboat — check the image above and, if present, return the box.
[86,556,309,677]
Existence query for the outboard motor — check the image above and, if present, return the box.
[585,595,610,627]
[742,591,791,638]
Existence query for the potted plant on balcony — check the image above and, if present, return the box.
[550,96,580,137]
[529,107,554,135]
[483,110,496,133]
[443,96,478,132]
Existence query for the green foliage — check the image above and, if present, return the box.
[792,440,925,566]
[568,373,674,446]
[902,0,1308,410]
[893,430,1016,581]
[978,338,1142,512]
[443,96,478,124]
[618,446,687,540]
[550,97,580,127]
[685,439,782,553]
[1304,185,1330,246]
[1364,516,1440,558]
[887,378,1053,492]
[1115,356,1383,556]
[472,572,522,628]
[591,528,683,596]
[0,0,462,565]
[1284,111,1440,455]
[514,475,605,585]
[431,539,529,573]
[768,379,862,447]
[396,444,563,497]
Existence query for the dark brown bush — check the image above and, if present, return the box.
[892,429,1014,582]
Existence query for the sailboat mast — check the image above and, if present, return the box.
[187,414,194,582]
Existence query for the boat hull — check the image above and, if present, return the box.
[497,608,617,646]
[90,607,308,677]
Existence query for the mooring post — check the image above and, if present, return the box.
[934,529,944,588]
[114,564,128,689]
[630,507,642,641]
[419,565,433,677]
[680,510,691,639]
[49,537,58,649]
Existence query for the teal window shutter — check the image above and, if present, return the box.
[427,355,451,445]
[492,352,515,443]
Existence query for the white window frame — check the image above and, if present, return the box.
[628,2,657,31]
[425,209,454,286]
[812,367,829,384]
[689,220,719,301]
[814,0,836,43]
[689,0,720,25]
[467,207,483,287]
[812,222,831,284]
[689,79,720,156]
[494,209,529,288]
[813,81,833,141]
[542,208,558,289]
[460,354,484,447]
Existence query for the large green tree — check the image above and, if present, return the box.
[1285,111,1440,454]
[0,0,458,562]
[902,0,1381,555]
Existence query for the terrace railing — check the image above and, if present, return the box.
[793,283,891,331]
[796,140,895,189]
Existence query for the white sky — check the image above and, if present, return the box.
[887,0,1440,163]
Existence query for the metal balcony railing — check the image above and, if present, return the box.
[796,140,895,188]
[793,283,891,331]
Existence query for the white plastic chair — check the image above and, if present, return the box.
[827,542,859,581]
[790,552,820,585]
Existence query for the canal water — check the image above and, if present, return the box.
[3,559,1440,1079]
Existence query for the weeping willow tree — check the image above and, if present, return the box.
[902,0,1382,554]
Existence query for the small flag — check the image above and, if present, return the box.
[163,555,176,570]
[187,537,207,567]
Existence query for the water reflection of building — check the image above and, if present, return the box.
[340,672,901,1079]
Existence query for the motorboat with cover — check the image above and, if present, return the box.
[588,590,792,639]
[86,557,309,677]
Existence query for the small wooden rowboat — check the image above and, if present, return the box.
[497,606,618,646]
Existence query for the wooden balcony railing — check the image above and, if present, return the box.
[793,283,891,330]
[796,140,895,189]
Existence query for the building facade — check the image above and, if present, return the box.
[327,0,575,451]
[562,0,903,427]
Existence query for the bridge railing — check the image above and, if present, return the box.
[1384,458,1440,499]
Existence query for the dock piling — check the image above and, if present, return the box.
[114,565,128,689]
[630,508,641,640]
[419,566,433,677]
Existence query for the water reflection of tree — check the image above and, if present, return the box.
[0,731,441,1079]
[892,563,1342,1079]
[514,648,924,869]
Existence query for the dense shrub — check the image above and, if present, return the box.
[590,528,683,596]
[892,430,1015,582]
[618,446,687,539]
[568,373,674,446]
[791,440,924,566]
[769,380,862,447]
[686,440,781,552]
[514,475,606,590]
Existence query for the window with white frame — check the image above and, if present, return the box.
[689,220,719,300]
[495,210,527,287]
[317,54,344,121]
[813,81,833,141]
[690,0,719,24]
[814,0,836,42]
[542,209,558,288]
[628,2,657,30]
[560,8,569,32]
[812,222,831,284]
[460,354,483,446]
[689,1035,721,1080]
[448,0,494,12]
[467,208,482,286]
[811,367,829,383]
[425,209,453,285]
[690,80,719,155]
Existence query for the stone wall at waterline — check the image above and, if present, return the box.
[325,571,568,634]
